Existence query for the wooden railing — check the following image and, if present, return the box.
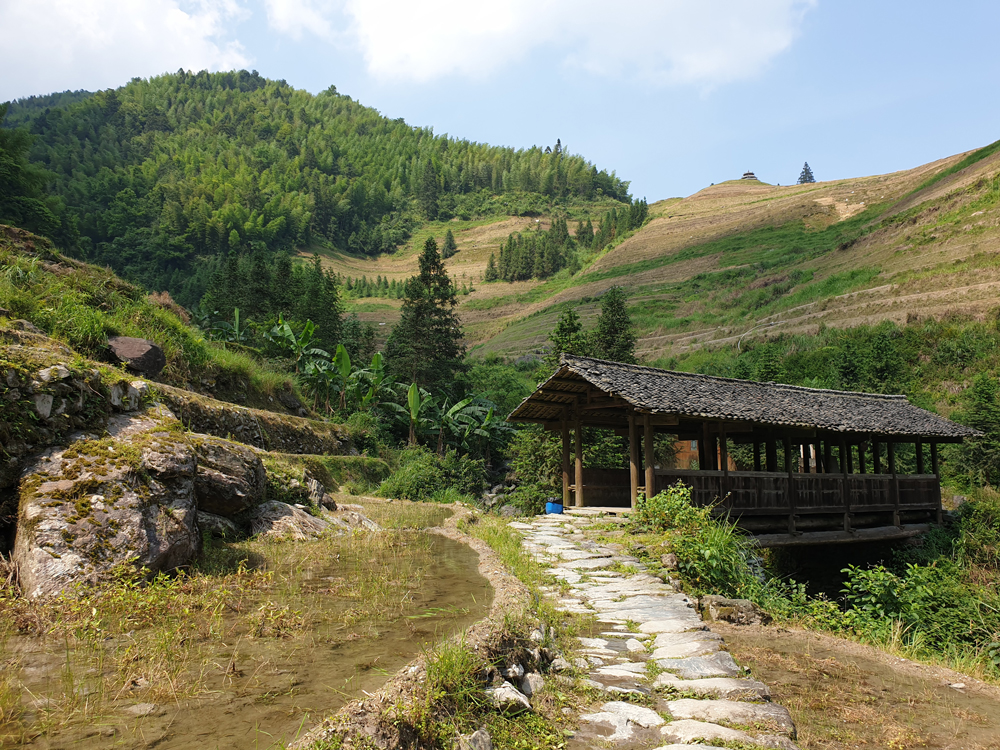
[576,468,942,533]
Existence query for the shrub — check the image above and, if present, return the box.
[377,448,486,503]
[630,483,762,598]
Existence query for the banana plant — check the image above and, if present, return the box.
[352,351,397,411]
[210,308,252,344]
[302,357,336,413]
[429,397,482,456]
[467,404,515,468]
[266,316,328,372]
[332,344,352,411]
[384,382,435,446]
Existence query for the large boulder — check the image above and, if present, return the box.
[13,417,199,598]
[191,435,267,517]
[107,336,167,377]
[247,501,329,540]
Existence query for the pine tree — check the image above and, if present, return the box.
[441,228,458,258]
[385,237,466,392]
[797,162,816,184]
[592,286,637,364]
[484,253,499,282]
[545,307,590,369]
[418,161,439,219]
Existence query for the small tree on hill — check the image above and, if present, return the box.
[545,307,590,369]
[593,286,637,364]
[798,162,816,184]
[441,229,458,258]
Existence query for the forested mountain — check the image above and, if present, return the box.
[2,70,631,307]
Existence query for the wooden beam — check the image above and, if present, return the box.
[840,438,852,532]
[857,441,865,474]
[873,441,882,474]
[644,412,655,500]
[574,409,584,507]
[755,524,932,548]
[766,438,777,472]
[916,439,925,474]
[784,435,797,534]
[628,411,639,508]
[931,442,940,477]
[888,441,900,527]
[561,413,570,506]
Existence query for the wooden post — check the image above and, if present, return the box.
[561,413,571,506]
[628,411,639,507]
[846,442,854,474]
[840,438,852,532]
[888,441,900,526]
[644,413,655,500]
[720,427,729,475]
[916,440,925,474]
[753,441,762,472]
[873,441,882,474]
[766,438,777,472]
[857,442,865,474]
[702,422,714,471]
[931,442,942,523]
[719,425,729,504]
[784,435,797,534]
[574,409,584,507]
[801,443,809,473]
[823,440,832,473]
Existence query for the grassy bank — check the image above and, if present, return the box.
[620,484,1000,684]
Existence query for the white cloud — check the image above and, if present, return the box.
[0,0,250,101]
[266,0,816,86]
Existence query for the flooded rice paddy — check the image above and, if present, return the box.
[1,522,492,749]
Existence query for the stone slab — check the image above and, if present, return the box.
[656,652,742,679]
[666,698,796,736]
[654,674,771,700]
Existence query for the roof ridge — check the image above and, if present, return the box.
[559,353,908,401]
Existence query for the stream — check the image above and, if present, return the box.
[6,533,492,749]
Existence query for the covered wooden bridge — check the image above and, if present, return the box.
[508,355,979,546]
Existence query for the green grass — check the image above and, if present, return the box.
[908,137,1000,196]
[0,227,306,410]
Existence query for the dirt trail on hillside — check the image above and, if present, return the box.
[716,624,1000,750]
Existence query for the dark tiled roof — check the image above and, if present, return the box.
[509,354,978,440]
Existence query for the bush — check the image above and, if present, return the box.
[630,483,762,598]
[377,448,486,503]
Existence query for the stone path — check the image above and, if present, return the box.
[509,511,800,750]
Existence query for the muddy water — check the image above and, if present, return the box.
[11,534,491,750]
[718,625,1000,750]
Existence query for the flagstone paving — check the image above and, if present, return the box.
[513,512,799,749]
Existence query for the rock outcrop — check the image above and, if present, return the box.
[14,415,200,598]
[248,501,330,540]
[191,435,266,516]
[106,336,167,377]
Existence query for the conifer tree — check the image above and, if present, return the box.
[386,237,466,392]
[441,228,458,258]
[592,286,637,364]
[545,307,589,369]
[484,253,499,282]
[797,162,816,184]
[419,161,439,219]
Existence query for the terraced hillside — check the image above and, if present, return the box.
[324,141,1000,361]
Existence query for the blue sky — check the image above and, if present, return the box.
[3,0,998,200]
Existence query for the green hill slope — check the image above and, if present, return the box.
[4,70,631,307]
[462,139,1000,362]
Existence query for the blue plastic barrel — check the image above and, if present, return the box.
[544,501,563,514]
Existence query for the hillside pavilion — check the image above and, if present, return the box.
[508,355,979,546]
